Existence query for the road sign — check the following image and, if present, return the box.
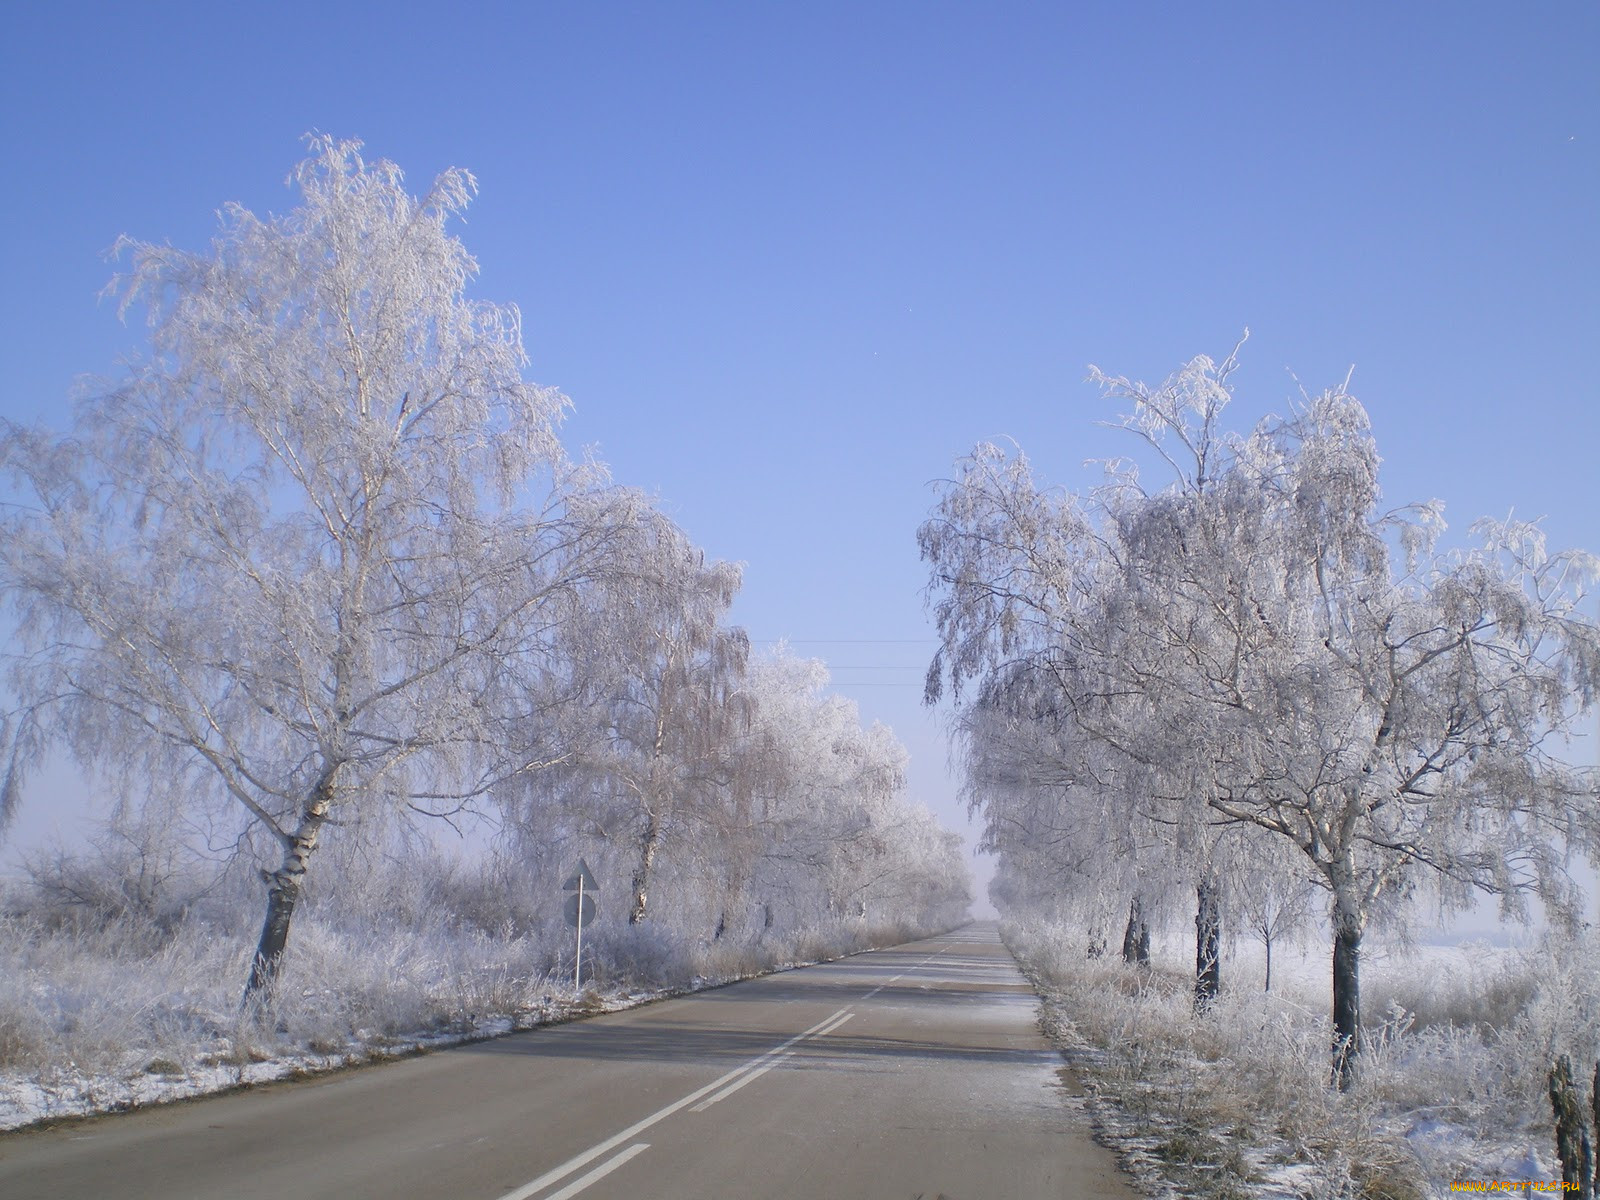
[563,892,597,927]
[562,859,599,990]
[563,858,599,893]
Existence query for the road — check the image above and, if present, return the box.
[0,922,1137,1199]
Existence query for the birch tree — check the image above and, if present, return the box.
[955,664,1154,956]
[738,650,967,931]
[1106,370,1600,1083]
[0,137,625,1003]
[923,344,1600,1085]
[498,501,749,927]
[918,429,1229,987]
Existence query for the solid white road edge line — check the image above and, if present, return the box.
[688,1010,856,1113]
[493,1008,850,1200]
[542,1143,650,1200]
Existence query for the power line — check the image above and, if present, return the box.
[748,639,938,644]
[824,683,929,688]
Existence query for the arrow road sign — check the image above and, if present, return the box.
[563,858,599,893]
[562,858,599,989]
[564,892,597,928]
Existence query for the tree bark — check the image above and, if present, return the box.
[1121,896,1151,967]
[1194,880,1221,1010]
[629,810,663,924]
[1592,1061,1599,1199]
[1331,918,1362,1090]
[1549,1055,1595,1200]
[243,780,333,1008]
[1263,932,1273,994]
[246,871,301,1005]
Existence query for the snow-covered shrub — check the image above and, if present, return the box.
[581,921,697,991]
[1005,918,1600,1200]
[0,907,240,1077]
[16,805,203,942]
[0,835,958,1131]
[1365,943,1540,1037]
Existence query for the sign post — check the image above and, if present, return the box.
[574,872,584,992]
[562,858,599,991]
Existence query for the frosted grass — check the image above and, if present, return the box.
[1010,920,1598,1200]
[0,894,943,1131]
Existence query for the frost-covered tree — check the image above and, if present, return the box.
[923,342,1600,1085]
[1105,365,1600,1082]
[955,663,1158,959]
[503,640,973,939]
[918,426,1234,992]
[497,500,749,927]
[736,650,970,933]
[1229,835,1318,993]
[740,652,885,926]
[0,137,628,1002]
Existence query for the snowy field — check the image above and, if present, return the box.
[0,898,944,1133]
[0,974,679,1133]
[1010,921,1597,1200]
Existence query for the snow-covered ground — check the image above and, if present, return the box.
[1011,922,1596,1200]
[0,897,934,1134]
[5,910,1590,1200]
[1,983,658,1131]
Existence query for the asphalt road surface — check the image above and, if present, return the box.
[0,922,1138,1199]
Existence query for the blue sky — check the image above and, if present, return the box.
[3,2,1597,908]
